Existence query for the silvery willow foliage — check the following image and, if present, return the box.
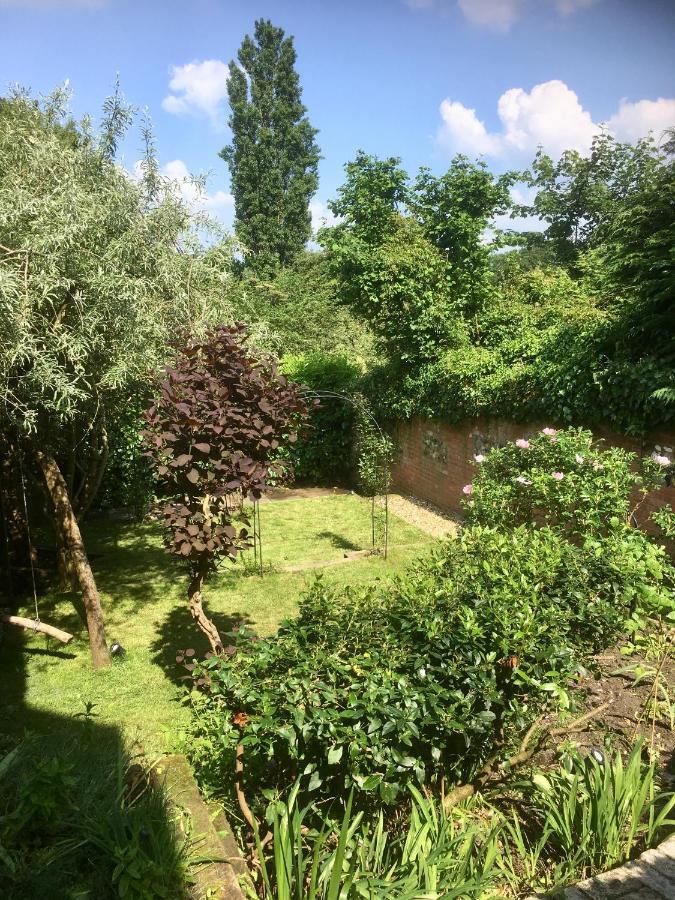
[0,86,233,436]
[0,84,234,666]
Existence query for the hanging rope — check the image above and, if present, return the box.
[16,432,40,627]
[2,431,74,645]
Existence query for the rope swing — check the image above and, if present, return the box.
[0,438,74,645]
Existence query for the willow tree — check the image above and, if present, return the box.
[0,86,233,667]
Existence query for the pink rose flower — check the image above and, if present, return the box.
[515,439,530,449]
[462,483,473,495]
[542,427,557,437]
[551,471,564,481]
[652,453,671,467]
[474,454,486,463]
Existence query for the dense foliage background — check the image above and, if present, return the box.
[319,132,674,437]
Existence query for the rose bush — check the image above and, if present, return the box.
[462,426,665,540]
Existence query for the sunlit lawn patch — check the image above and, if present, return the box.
[0,493,435,753]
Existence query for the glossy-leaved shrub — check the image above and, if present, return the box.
[185,522,673,812]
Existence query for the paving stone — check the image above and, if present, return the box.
[657,836,675,860]
[575,874,642,898]
[641,846,675,882]
[576,866,667,899]
[525,837,675,899]
[612,889,675,900]
[620,858,675,898]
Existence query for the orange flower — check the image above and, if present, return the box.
[233,712,249,727]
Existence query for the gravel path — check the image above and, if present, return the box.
[385,493,458,538]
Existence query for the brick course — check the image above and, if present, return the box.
[390,417,675,540]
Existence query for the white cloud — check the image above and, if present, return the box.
[407,0,600,31]
[159,159,234,219]
[309,200,340,235]
[497,80,598,156]
[162,60,229,125]
[436,79,675,160]
[438,99,502,155]
[606,98,675,145]
[457,0,523,31]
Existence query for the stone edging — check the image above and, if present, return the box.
[150,753,248,900]
[526,834,675,899]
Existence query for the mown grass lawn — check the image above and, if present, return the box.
[1,493,436,753]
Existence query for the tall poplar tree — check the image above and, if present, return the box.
[221,19,320,272]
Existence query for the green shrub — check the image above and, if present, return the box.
[185,523,670,812]
[254,784,502,899]
[98,391,155,516]
[252,744,675,898]
[501,743,675,891]
[0,741,190,899]
[279,352,361,484]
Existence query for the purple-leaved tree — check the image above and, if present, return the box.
[143,324,311,652]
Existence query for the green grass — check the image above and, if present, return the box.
[0,494,434,897]
[1,494,435,754]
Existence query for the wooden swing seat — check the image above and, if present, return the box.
[1,613,73,644]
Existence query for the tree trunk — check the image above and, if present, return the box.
[187,564,223,654]
[54,525,77,592]
[34,450,111,668]
[74,420,109,521]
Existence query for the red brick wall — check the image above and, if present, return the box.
[391,417,675,536]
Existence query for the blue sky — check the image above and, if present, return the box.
[1,0,674,231]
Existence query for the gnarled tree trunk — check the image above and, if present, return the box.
[34,449,111,668]
[187,562,223,654]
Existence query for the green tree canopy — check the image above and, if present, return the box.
[320,152,513,362]
[518,130,668,268]
[0,85,234,665]
[221,19,320,273]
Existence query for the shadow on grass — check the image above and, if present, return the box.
[149,601,255,688]
[0,625,121,898]
[0,621,191,899]
[20,645,77,661]
[316,530,362,551]
[82,520,184,615]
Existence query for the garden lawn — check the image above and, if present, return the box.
[0,493,435,754]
